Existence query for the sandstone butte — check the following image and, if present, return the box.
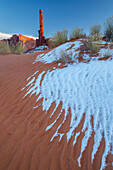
[19,34,36,43]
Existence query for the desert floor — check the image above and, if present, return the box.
[0,53,112,170]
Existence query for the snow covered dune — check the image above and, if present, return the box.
[24,59,113,170]
[22,39,113,170]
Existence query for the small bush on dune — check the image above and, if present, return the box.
[90,24,101,36]
[0,41,11,54]
[15,42,25,54]
[89,24,102,41]
[83,37,100,54]
[0,41,25,54]
[103,46,112,59]
[104,16,113,42]
[49,29,68,48]
[54,49,73,63]
[70,27,86,40]
[89,33,102,41]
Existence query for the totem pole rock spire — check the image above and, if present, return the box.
[36,9,49,47]
[40,9,44,37]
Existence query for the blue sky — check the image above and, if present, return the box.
[0,0,113,37]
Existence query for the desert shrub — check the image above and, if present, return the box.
[90,24,101,36]
[83,37,100,54]
[15,41,24,54]
[70,27,86,40]
[89,24,102,41]
[54,49,74,63]
[89,33,102,41]
[0,41,11,54]
[49,29,68,48]
[0,41,24,54]
[104,16,113,41]
[10,43,15,53]
[103,46,111,58]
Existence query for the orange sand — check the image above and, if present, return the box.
[0,53,112,170]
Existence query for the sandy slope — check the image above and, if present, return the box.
[0,52,113,170]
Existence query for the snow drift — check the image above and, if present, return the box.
[23,40,113,170]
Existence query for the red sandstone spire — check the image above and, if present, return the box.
[40,9,44,37]
[36,9,48,47]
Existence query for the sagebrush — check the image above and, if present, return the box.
[89,34,102,41]
[83,38,100,54]
[0,41,25,54]
[90,24,101,36]
[103,46,111,58]
[70,27,86,40]
[104,16,113,41]
[49,29,68,48]
[54,49,75,63]
[0,41,11,54]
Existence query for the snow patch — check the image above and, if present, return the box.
[26,46,48,54]
[35,40,82,64]
[23,41,113,170]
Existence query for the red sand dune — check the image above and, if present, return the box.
[0,52,113,170]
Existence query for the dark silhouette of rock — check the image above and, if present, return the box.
[24,39,36,52]
[9,34,20,46]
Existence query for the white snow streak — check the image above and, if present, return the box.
[34,40,82,64]
[22,40,113,170]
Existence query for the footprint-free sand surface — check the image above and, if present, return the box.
[0,52,113,170]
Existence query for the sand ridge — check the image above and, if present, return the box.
[0,52,113,170]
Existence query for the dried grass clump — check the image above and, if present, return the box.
[0,41,11,54]
[89,33,102,41]
[101,46,112,60]
[70,27,86,40]
[14,42,25,54]
[82,38,100,54]
[90,24,101,36]
[0,41,25,54]
[49,29,68,48]
[89,24,102,41]
[54,50,74,63]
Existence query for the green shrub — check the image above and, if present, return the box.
[70,27,86,40]
[15,41,24,54]
[54,49,74,63]
[89,33,102,41]
[83,37,100,54]
[0,41,11,54]
[103,46,111,58]
[104,16,113,42]
[90,24,101,36]
[49,29,68,48]
[0,41,24,54]
[89,24,102,41]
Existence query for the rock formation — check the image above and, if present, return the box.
[40,9,44,37]
[36,9,49,47]
[19,34,36,51]
[2,34,36,52]
[8,34,20,46]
